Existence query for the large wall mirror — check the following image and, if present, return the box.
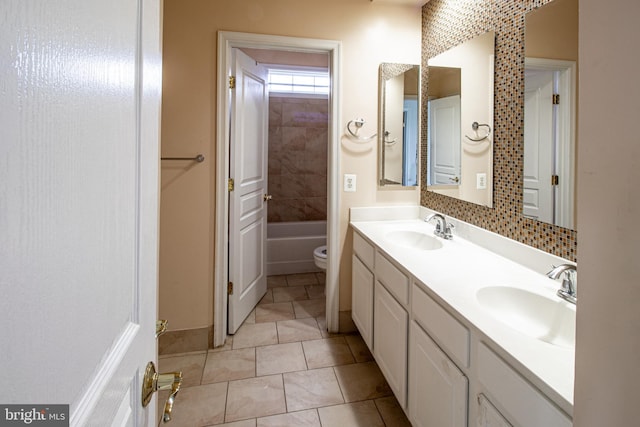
[378,63,420,187]
[523,0,578,230]
[426,31,495,207]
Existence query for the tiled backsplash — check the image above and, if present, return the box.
[420,0,577,261]
[268,96,328,223]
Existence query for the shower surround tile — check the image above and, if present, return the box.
[268,96,328,223]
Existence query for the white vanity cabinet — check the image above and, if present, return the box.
[352,254,374,349]
[350,222,573,427]
[477,343,572,427]
[374,280,408,407]
[409,283,469,426]
[409,320,468,427]
[372,250,410,408]
[352,231,410,408]
[352,232,375,349]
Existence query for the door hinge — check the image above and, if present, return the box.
[229,76,236,89]
[551,174,559,186]
[228,282,233,295]
[552,94,560,105]
[228,178,234,192]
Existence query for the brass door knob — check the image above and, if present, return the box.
[263,194,273,202]
[142,361,183,423]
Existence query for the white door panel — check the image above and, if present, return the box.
[1,0,161,425]
[429,95,461,185]
[228,49,269,333]
[523,69,554,223]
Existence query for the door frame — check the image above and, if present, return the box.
[214,31,342,346]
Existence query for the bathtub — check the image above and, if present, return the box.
[267,221,327,275]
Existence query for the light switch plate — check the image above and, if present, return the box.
[344,174,357,192]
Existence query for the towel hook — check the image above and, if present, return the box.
[383,131,397,145]
[465,122,491,142]
[346,118,376,142]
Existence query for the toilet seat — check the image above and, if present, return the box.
[313,245,327,270]
[314,245,327,259]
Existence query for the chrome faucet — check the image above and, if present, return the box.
[425,213,454,240]
[546,264,577,304]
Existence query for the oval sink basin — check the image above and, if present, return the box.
[476,286,575,348]
[386,230,443,251]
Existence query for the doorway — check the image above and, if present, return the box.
[214,32,341,347]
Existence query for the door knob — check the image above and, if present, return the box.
[263,194,272,202]
[142,361,183,423]
[449,176,460,183]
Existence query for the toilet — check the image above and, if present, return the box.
[313,245,327,270]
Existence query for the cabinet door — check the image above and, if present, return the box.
[374,281,408,407]
[409,321,468,427]
[352,254,374,350]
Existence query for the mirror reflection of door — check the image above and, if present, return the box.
[378,63,420,187]
[523,69,554,223]
[428,95,461,186]
[523,60,575,229]
[523,0,578,230]
[403,97,419,186]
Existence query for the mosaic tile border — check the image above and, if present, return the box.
[420,0,577,261]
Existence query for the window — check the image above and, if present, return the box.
[268,68,329,95]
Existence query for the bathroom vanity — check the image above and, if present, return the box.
[350,206,574,427]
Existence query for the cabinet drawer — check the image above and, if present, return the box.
[353,231,375,270]
[477,343,571,427]
[412,283,469,368]
[375,252,409,306]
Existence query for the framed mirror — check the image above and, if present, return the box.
[426,31,495,208]
[523,0,578,230]
[378,63,420,187]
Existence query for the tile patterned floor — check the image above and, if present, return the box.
[158,272,412,427]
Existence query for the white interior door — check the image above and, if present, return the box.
[429,95,461,185]
[1,0,162,425]
[403,97,419,186]
[228,49,269,334]
[523,69,554,223]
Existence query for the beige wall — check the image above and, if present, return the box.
[160,0,421,330]
[525,0,578,61]
[574,0,640,424]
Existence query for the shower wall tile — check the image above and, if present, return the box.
[269,96,328,223]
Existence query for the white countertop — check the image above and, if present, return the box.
[350,211,575,416]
